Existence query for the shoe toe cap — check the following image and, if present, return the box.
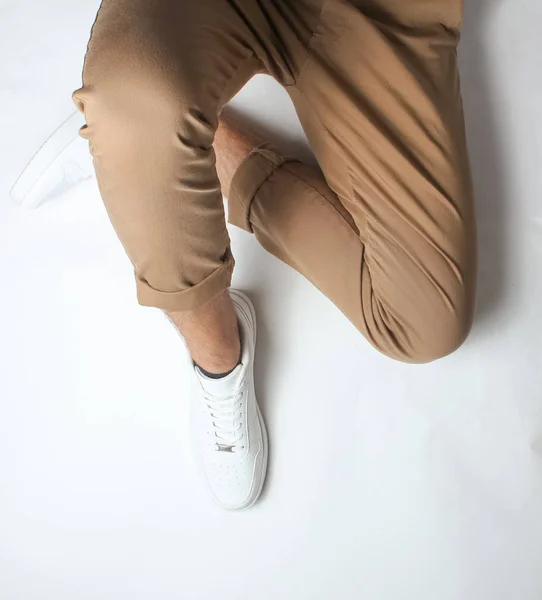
[204,448,264,510]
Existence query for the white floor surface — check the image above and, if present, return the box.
[1,1,541,599]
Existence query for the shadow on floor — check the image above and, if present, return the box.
[460,0,512,332]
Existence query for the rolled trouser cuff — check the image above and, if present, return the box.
[228,143,297,232]
[136,250,235,311]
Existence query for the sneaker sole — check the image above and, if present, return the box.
[228,289,269,511]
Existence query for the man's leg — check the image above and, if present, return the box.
[166,114,260,374]
[72,0,322,373]
[228,0,476,362]
[71,0,255,372]
[71,0,326,509]
[72,0,268,508]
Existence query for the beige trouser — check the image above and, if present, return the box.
[73,0,476,363]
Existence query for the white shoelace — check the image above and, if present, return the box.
[204,387,246,452]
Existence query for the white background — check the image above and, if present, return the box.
[1,1,541,599]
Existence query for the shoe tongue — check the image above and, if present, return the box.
[196,363,243,395]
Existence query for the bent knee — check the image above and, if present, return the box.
[406,311,473,363]
[369,295,475,364]
[407,273,476,363]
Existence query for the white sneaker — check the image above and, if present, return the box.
[10,111,94,209]
[189,290,268,510]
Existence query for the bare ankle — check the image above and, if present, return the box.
[166,290,241,375]
[193,349,241,376]
[214,115,257,196]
